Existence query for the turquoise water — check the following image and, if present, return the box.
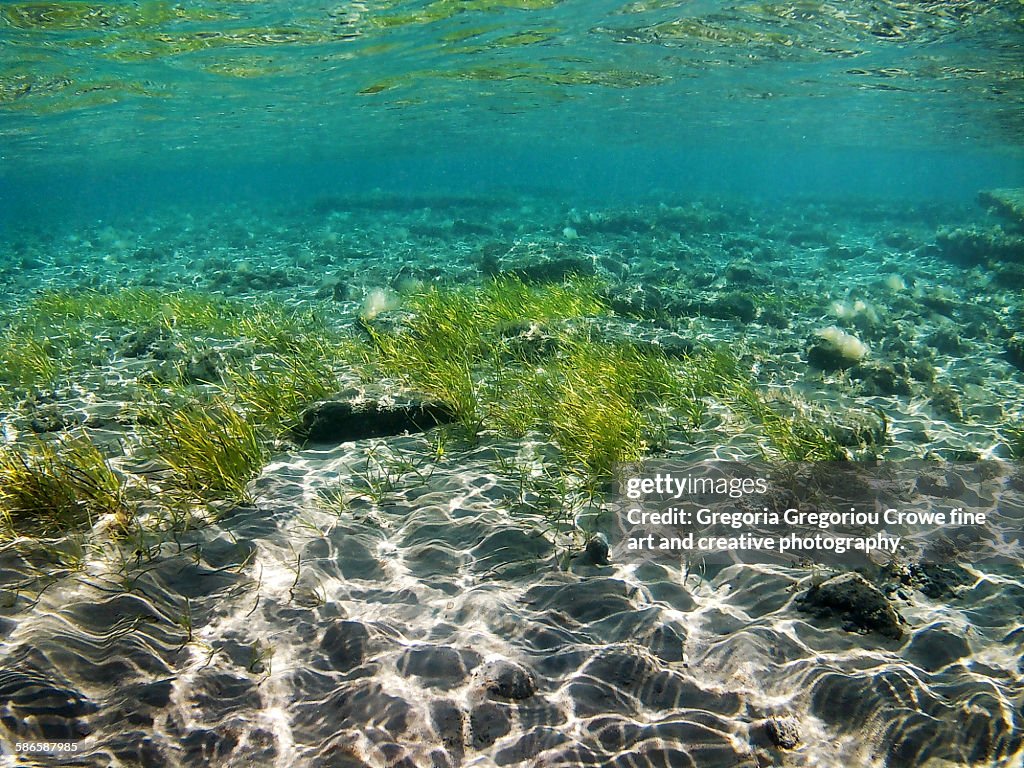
[2,2,1024,767]
[2,0,1023,215]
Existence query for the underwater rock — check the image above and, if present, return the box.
[703,291,758,323]
[474,659,537,701]
[850,362,912,396]
[430,700,465,757]
[120,324,174,359]
[825,408,888,449]
[890,560,972,600]
[935,226,1024,263]
[978,188,1024,230]
[580,533,611,566]
[797,572,904,639]
[765,716,801,749]
[1006,334,1024,371]
[926,326,967,355]
[315,275,348,301]
[297,393,455,444]
[928,385,963,421]
[481,252,596,282]
[23,403,82,434]
[994,262,1024,289]
[723,260,761,285]
[807,326,869,370]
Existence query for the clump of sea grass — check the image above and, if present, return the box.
[365,274,607,436]
[224,347,344,437]
[0,436,130,539]
[141,399,268,505]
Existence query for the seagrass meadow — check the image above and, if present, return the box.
[1,1,1023,766]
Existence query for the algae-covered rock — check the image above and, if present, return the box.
[765,716,801,749]
[1006,334,1024,371]
[297,392,455,443]
[935,226,1024,263]
[979,188,1024,230]
[481,251,596,282]
[797,572,904,639]
[850,362,911,396]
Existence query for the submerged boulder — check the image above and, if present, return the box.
[296,391,455,443]
[797,572,904,639]
[765,716,801,749]
[978,188,1024,230]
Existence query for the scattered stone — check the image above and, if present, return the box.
[797,572,904,639]
[430,700,465,756]
[994,263,1024,289]
[24,403,82,434]
[120,325,173,359]
[908,358,936,382]
[825,408,888,448]
[723,261,759,285]
[297,392,455,444]
[178,349,223,384]
[580,533,611,566]
[915,471,967,499]
[926,327,967,355]
[765,716,801,749]
[315,275,348,301]
[807,327,869,371]
[397,645,480,688]
[892,561,973,600]
[474,659,537,701]
[850,363,911,396]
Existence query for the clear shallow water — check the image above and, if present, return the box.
[2,1,1024,767]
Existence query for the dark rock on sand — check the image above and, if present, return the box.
[430,699,465,758]
[765,716,801,749]
[297,393,455,443]
[25,403,82,433]
[580,533,611,566]
[929,385,963,421]
[797,572,904,639]
[474,659,537,701]
[892,560,973,600]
